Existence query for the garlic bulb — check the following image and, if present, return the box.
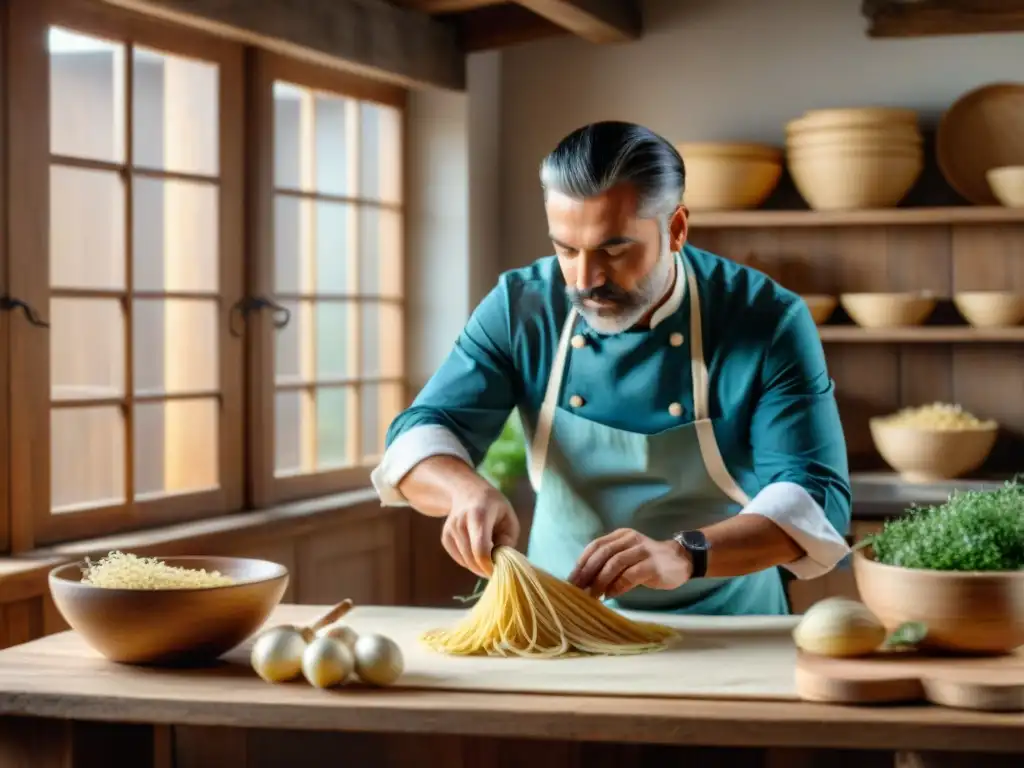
[353,633,404,686]
[302,636,355,689]
[316,621,359,650]
[251,626,308,682]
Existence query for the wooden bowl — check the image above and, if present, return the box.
[839,292,936,328]
[801,294,837,325]
[676,141,782,162]
[954,291,1024,327]
[676,143,782,211]
[987,166,1024,207]
[49,556,289,665]
[788,107,918,133]
[788,150,923,211]
[868,418,997,483]
[853,547,1024,654]
[786,132,922,153]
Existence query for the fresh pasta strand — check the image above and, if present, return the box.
[420,546,678,658]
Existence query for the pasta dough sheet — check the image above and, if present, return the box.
[239,605,801,701]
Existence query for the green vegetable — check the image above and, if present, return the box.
[479,411,528,495]
[883,621,928,650]
[862,479,1024,571]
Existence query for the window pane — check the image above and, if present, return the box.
[275,299,311,385]
[51,299,125,401]
[316,386,353,469]
[359,102,402,203]
[274,197,355,294]
[52,406,125,513]
[275,389,312,475]
[48,27,125,163]
[314,93,354,196]
[134,399,218,499]
[360,303,403,379]
[316,302,355,379]
[133,47,218,176]
[273,82,303,190]
[274,195,307,294]
[272,82,355,195]
[361,383,404,460]
[358,207,403,297]
[133,300,218,395]
[316,201,355,293]
[133,176,219,292]
[50,165,125,290]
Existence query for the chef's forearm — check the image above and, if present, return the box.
[396,456,495,518]
[701,514,804,579]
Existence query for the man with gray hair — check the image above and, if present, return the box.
[372,121,851,616]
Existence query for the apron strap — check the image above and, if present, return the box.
[528,306,579,490]
[684,257,752,507]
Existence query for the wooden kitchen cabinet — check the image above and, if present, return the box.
[295,511,410,607]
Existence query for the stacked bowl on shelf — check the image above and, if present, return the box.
[785,108,924,211]
[674,142,782,211]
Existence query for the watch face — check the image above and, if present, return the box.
[679,530,709,551]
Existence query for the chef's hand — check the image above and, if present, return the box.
[442,484,520,579]
[568,529,692,599]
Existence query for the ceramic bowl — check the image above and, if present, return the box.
[853,547,1024,654]
[868,418,997,483]
[49,556,289,665]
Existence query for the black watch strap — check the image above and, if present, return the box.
[673,530,710,579]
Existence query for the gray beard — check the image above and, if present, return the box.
[575,247,676,335]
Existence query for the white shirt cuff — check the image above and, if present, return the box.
[370,424,473,506]
[738,481,851,580]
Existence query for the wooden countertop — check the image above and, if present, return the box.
[0,605,1021,753]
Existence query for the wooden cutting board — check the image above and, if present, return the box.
[796,649,1024,712]
[231,605,802,701]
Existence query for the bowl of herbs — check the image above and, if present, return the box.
[853,480,1024,655]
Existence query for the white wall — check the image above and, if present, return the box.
[404,51,502,392]
[498,0,1024,271]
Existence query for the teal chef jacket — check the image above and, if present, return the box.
[378,243,852,601]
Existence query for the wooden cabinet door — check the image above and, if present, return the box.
[295,510,410,606]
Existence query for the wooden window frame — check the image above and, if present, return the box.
[6,0,245,550]
[0,0,9,552]
[246,51,408,508]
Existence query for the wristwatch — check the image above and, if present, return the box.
[672,530,711,579]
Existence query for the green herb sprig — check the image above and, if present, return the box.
[860,479,1024,572]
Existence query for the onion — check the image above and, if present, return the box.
[251,626,308,682]
[302,636,355,689]
[317,621,359,650]
[793,597,886,658]
[353,633,404,686]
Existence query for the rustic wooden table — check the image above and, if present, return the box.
[0,605,1021,768]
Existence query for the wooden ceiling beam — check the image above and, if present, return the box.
[456,4,568,51]
[863,0,1024,37]
[100,0,466,91]
[392,0,505,12]
[511,0,641,43]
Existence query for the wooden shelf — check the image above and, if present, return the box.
[819,326,1024,343]
[689,207,1024,229]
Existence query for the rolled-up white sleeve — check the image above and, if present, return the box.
[371,425,473,506]
[739,481,851,580]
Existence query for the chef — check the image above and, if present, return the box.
[371,121,852,616]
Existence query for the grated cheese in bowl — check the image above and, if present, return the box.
[80,551,236,589]
[875,402,997,431]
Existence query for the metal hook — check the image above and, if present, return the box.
[229,296,291,337]
[0,296,49,328]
